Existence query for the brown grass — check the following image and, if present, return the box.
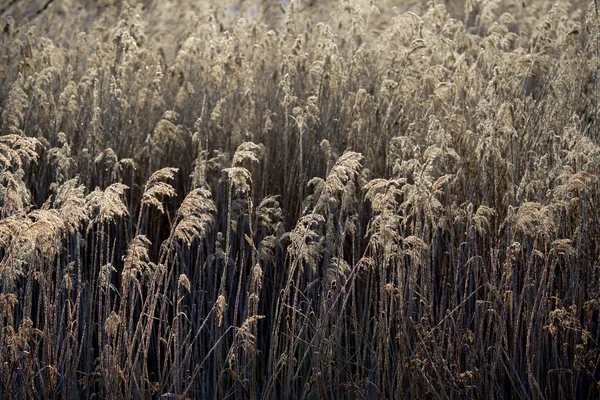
[0,0,599,398]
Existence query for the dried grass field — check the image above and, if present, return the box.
[0,0,599,398]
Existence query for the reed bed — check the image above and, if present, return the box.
[0,0,599,398]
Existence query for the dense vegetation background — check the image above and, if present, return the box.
[0,0,599,398]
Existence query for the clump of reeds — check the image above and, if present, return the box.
[0,0,599,398]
